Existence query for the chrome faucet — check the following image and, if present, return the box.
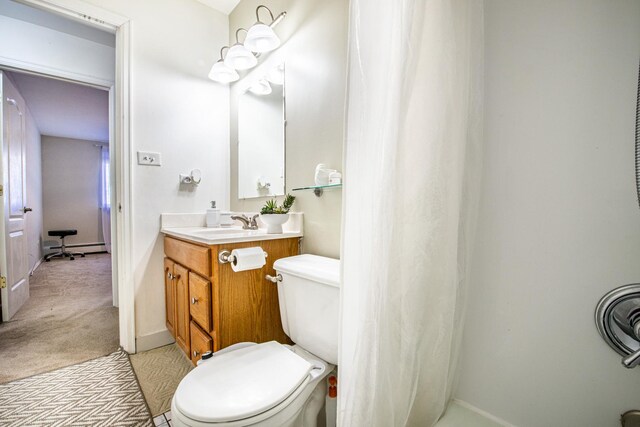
[231,213,259,230]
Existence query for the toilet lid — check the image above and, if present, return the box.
[174,341,313,423]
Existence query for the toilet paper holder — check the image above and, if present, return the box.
[218,249,268,265]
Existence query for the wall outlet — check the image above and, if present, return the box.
[137,151,161,166]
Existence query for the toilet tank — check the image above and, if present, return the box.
[274,254,340,364]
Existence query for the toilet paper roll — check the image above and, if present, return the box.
[230,247,266,272]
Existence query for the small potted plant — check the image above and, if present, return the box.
[260,194,295,234]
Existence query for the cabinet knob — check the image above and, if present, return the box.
[191,297,199,305]
[167,272,173,280]
[193,350,200,357]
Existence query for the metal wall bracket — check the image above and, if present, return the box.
[218,250,234,264]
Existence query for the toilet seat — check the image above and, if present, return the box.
[173,342,314,425]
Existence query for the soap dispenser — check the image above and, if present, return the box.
[206,201,220,228]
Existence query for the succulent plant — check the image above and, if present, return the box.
[260,194,296,214]
[282,194,295,212]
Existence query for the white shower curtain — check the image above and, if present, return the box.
[338,0,483,426]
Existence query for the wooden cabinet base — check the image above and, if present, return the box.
[164,236,298,364]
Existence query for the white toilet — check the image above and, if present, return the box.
[172,254,340,427]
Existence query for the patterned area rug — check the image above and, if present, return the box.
[0,350,152,426]
[130,344,193,416]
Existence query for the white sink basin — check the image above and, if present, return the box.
[190,228,266,237]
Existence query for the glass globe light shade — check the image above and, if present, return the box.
[244,23,281,53]
[266,64,285,85]
[249,79,272,96]
[208,60,239,83]
[224,44,257,70]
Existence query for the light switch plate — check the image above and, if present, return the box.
[137,151,161,166]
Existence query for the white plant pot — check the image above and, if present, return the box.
[260,214,289,234]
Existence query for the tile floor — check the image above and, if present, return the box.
[153,410,173,427]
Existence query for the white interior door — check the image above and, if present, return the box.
[0,72,29,321]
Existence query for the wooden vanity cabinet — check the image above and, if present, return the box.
[164,235,298,364]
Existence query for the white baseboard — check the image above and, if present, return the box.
[135,329,175,353]
[452,399,517,427]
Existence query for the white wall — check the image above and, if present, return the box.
[10,72,110,143]
[0,5,115,86]
[230,0,348,258]
[77,0,230,344]
[41,136,103,250]
[456,1,640,426]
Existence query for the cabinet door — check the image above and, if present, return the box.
[190,321,212,365]
[164,258,176,337]
[174,263,191,355]
[189,272,211,332]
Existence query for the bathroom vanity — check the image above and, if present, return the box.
[161,213,303,364]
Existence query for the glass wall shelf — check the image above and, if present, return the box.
[291,183,342,197]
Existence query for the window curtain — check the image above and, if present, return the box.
[338,0,484,426]
[100,146,111,254]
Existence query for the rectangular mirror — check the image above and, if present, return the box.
[238,63,285,199]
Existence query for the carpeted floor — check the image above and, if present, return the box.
[130,344,193,417]
[0,254,119,383]
[0,350,152,426]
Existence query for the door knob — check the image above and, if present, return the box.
[23,207,32,213]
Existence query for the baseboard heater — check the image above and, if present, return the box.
[48,242,106,249]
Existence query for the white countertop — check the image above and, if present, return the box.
[161,226,303,245]
[160,212,304,245]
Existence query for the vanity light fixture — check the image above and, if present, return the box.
[208,46,239,83]
[224,28,258,71]
[208,6,285,83]
[249,79,272,96]
[244,5,287,53]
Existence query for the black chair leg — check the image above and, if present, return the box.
[45,235,85,261]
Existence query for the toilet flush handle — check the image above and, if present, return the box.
[623,349,640,368]
[596,283,640,368]
[265,274,282,283]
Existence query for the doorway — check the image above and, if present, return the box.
[0,67,118,383]
[0,0,134,353]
